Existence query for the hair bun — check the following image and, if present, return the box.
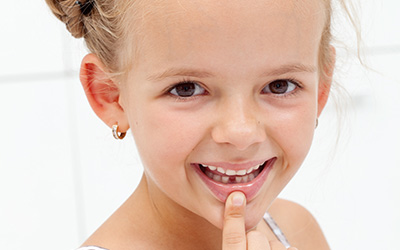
[45,0,88,38]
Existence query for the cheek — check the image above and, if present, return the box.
[282,113,315,160]
[265,98,317,165]
[131,103,205,174]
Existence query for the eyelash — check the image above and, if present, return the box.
[262,78,303,98]
[165,78,303,101]
[166,80,208,101]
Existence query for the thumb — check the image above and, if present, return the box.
[222,191,247,250]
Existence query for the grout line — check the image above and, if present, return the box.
[0,45,399,84]
[0,70,78,84]
[64,79,87,243]
[62,30,88,243]
[363,45,400,56]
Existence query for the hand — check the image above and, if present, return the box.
[222,191,298,250]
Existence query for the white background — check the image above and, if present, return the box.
[0,1,399,249]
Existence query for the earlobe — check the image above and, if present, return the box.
[79,54,129,132]
[317,46,336,117]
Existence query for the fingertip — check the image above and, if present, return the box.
[230,191,246,207]
[222,191,247,250]
[224,191,246,219]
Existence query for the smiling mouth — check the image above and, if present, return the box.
[199,161,267,184]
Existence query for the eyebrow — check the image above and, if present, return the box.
[147,68,214,81]
[147,63,316,81]
[264,63,317,76]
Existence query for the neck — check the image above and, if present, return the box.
[124,174,222,250]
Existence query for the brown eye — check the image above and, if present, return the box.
[263,80,297,95]
[170,81,205,97]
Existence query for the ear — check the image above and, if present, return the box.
[317,46,336,117]
[79,54,129,132]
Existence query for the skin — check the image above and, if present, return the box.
[79,0,334,249]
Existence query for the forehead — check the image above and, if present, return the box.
[131,0,326,73]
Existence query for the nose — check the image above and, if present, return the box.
[211,96,266,151]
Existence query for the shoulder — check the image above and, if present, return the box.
[268,198,330,250]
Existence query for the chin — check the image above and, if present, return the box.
[208,214,262,231]
[245,211,266,231]
[198,203,265,232]
[245,220,260,231]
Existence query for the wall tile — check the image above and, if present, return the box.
[332,0,400,54]
[0,78,80,249]
[0,1,68,77]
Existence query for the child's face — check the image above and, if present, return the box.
[120,0,328,230]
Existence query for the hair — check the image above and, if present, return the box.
[45,0,136,76]
[45,0,359,82]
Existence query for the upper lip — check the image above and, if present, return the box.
[195,159,270,171]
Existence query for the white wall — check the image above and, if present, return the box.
[0,1,398,249]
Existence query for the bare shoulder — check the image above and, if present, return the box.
[268,198,330,250]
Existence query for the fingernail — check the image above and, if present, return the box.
[232,192,245,207]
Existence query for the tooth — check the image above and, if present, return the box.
[225,169,236,176]
[242,175,249,182]
[217,167,225,174]
[235,176,243,183]
[213,175,221,182]
[247,167,254,174]
[222,176,229,183]
[206,171,214,179]
[254,164,260,170]
[236,169,247,176]
[208,165,217,171]
[248,173,255,181]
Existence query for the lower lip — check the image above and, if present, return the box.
[193,158,276,203]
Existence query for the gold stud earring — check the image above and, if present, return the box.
[112,124,126,140]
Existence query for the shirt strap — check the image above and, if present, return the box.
[263,212,291,248]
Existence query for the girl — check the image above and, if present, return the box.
[46,0,340,249]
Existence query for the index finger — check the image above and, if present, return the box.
[222,191,247,250]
